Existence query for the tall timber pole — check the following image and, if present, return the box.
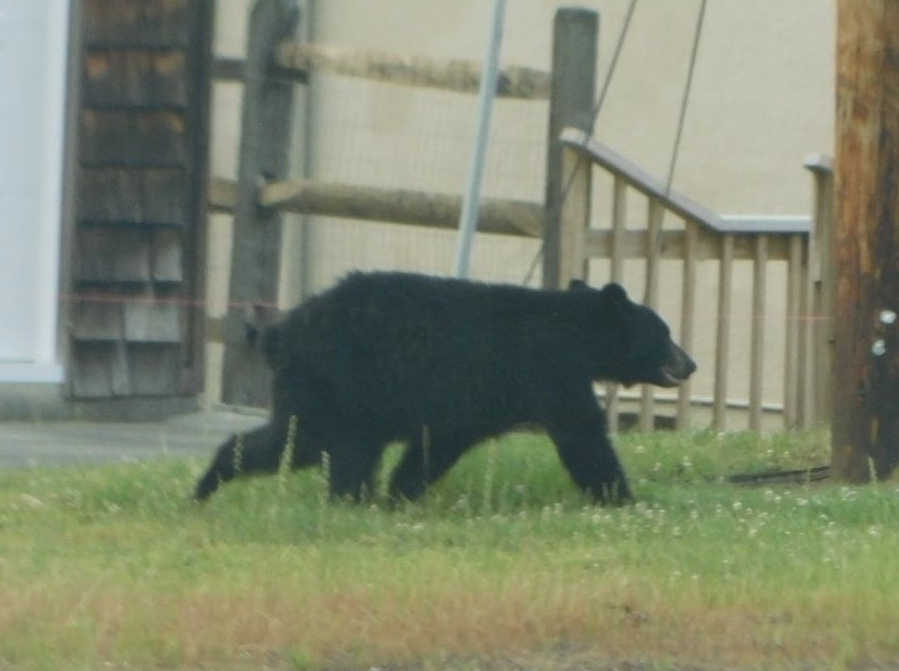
[832,0,899,481]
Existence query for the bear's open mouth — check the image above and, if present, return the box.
[658,367,688,388]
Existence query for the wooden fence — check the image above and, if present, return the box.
[551,130,835,432]
[209,0,835,432]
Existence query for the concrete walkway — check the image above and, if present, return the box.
[0,409,266,469]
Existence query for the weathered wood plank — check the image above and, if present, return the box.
[259,178,544,238]
[71,299,124,341]
[74,227,152,283]
[640,198,664,431]
[127,344,181,395]
[784,234,804,428]
[606,176,627,433]
[713,234,734,430]
[80,111,188,166]
[69,342,131,397]
[677,220,698,429]
[78,168,187,225]
[585,228,795,262]
[273,42,550,99]
[749,235,768,432]
[152,230,184,281]
[543,8,597,289]
[77,168,143,222]
[221,0,300,408]
[142,169,188,224]
[84,0,190,48]
[124,301,182,343]
[83,50,189,108]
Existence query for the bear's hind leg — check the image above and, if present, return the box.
[194,424,291,501]
[323,442,386,503]
[388,429,475,504]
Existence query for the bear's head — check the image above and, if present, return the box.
[569,280,696,388]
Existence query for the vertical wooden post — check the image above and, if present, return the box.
[749,235,768,432]
[605,176,627,432]
[640,199,664,431]
[221,0,300,407]
[803,155,835,427]
[713,234,734,431]
[784,234,804,428]
[832,1,899,481]
[543,7,598,289]
[677,220,698,430]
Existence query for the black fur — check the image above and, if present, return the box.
[195,272,695,505]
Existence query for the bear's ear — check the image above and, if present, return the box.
[599,282,628,303]
[567,279,590,291]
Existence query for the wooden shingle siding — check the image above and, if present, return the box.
[152,230,184,281]
[79,111,188,166]
[124,301,182,343]
[84,0,191,47]
[74,228,152,283]
[84,51,189,108]
[78,168,188,225]
[68,0,211,399]
[69,342,131,397]
[71,300,124,341]
[127,344,182,395]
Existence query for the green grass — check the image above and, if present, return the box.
[1,429,898,671]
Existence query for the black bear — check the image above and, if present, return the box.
[195,272,695,505]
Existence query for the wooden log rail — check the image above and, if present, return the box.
[557,127,835,432]
[214,42,551,99]
[209,176,543,238]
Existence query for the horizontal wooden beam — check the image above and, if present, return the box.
[209,176,543,238]
[260,178,544,237]
[272,41,551,99]
[213,56,309,84]
[586,228,798,262]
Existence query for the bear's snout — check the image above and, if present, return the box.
[658,341,696,387]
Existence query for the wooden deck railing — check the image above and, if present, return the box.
[553,128,834,432]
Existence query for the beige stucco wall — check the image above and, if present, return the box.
[206,0,836,423]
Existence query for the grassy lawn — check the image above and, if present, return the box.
[1,428,898,671]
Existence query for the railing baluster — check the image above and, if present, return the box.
[713,234,734,431]
[677,220,698,430]
[640,198,663,431]
[784,234,804,428]
[749,234,768,431]
[606,176,627,433]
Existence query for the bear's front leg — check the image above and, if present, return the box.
[546,410,633,505]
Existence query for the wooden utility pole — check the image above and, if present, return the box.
[832,1,899,481]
